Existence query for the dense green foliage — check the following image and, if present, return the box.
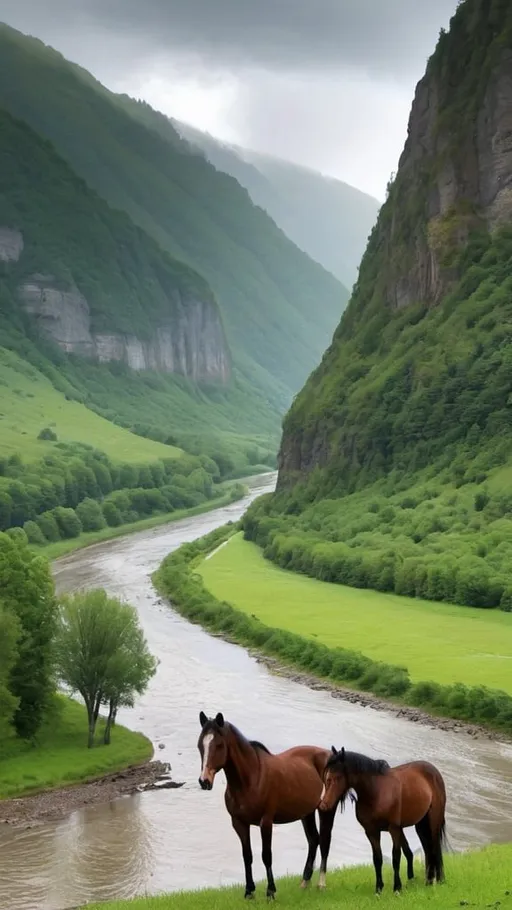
[0,23,347,417]
[154,526,512,734]
[281,223,512,498]
[0,532,57,739]
[177,121,379,288]
[82,845,512,910]
[243,465,512,610]
[0,434,229,548]
[0,602,20,743]
[55,590,157,747]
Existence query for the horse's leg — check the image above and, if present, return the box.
[415,815,434,885]
[400,831,414,880]
[260,818,276,900]
[300,812,320,888]
[389,825,403,893]
[365,828,384,894]
[232,817,255,899]
[318,805,337,890]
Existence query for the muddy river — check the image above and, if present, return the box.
[1,473,512,910]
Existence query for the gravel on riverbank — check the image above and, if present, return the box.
[252,653,512,745]
[0,760,184,829]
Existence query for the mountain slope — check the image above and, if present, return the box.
[242,0,512,615]
[0,107,229,384]
[277,0,512,496]
[0,105,280,469]
[176,122,380,289]
[0,24,348,415]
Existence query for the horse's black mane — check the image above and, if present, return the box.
[249,739,271,754]
[327,749,390,776]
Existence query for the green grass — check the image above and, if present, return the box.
[84,844,512,910]
[0,695,152,799]
[40,487,246,559]
[0,347,180,462]
[199,534,512,693]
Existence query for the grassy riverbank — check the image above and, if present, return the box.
[85,844,512,909]
[154,525,512,735]
[0,696,152,799]
[199,534,512,693]
[38,486,247,560]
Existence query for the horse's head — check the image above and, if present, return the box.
[197,710,228,790]
[319,746,349,811]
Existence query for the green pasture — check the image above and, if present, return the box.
[199,534,512,692]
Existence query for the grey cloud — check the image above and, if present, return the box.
[2,0,457,80]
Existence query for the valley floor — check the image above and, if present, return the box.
[84,844,512,910]
[198,534,512,694]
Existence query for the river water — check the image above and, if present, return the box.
[1,472,512,910]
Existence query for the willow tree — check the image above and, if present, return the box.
[54,589,157,747]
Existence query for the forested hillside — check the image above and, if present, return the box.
[0,23,348,416]
[175,122,380,289]
[244,0,512,613]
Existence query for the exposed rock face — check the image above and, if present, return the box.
[385,46,512,311]
[0,227,23,262]
[18,273,230,384]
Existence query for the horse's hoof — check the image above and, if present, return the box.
[245,892,255,900]
[300,880,310,889]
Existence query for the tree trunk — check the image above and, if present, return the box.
[87,703,96,749]
[103,699,117,745]
[112,705,118,727]
[93,691,102,724]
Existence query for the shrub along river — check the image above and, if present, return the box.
[1,473,512,910]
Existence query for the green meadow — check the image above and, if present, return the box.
[199,533,512,693]
[0,347,179,463]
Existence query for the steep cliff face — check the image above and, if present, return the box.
[0,108,231,387]
[278,0,512,494]
[0,227,23,262]
[17,272,230,382]
[384,24,512,311]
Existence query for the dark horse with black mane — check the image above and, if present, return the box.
[197,711,338,900]
[319,746,447,894]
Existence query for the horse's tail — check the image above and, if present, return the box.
[430,772,448,882]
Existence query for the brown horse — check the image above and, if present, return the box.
[197,711,338,900]
[319,747,447,894]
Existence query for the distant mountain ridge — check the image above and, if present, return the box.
[175,121,381,290]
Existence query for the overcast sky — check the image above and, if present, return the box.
[0,0,458,199]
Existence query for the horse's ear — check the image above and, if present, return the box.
[331,745,337,755]
[199,711,207,728]
[341,747,345,760]
[215,712,224,727]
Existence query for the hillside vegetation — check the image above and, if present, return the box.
[0,347,178,462]
[0,23,348,415]
[176,122,380,289]
[244,0,512,617]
